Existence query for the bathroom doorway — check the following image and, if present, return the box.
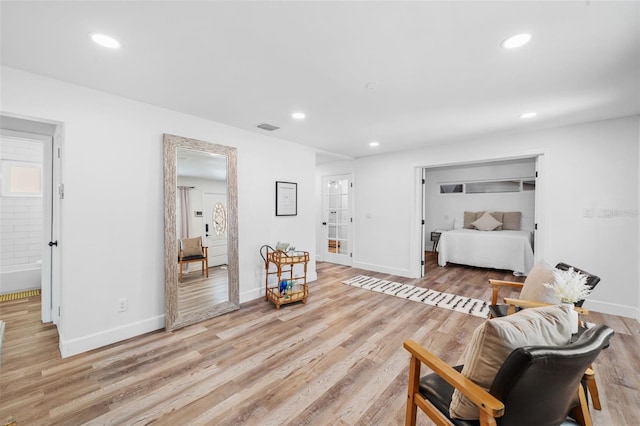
[1,114,63,325]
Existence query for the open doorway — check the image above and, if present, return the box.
[420,155,545,276]
[1,114,63,325]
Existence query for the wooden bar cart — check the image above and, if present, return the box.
[261,246,309,310]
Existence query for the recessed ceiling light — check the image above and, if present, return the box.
[291,112,306,120]
[519,112,537,119]
[501,33,532,49]
[90,33,121,49]
[369,141,380,147]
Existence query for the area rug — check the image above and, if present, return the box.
[0,289,40,302]
[343,275,489,318]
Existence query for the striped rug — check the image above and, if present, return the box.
[0,289,41,302]
[343,275,490,318]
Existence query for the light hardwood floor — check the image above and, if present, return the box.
[178,266,230,315]
[1,256,638,425]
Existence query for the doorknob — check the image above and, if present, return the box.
[48,240,58,247]
[322,222,327,225]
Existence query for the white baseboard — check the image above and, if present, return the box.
[583,299,640,321]
[59,315,165,358]
[351,261,410,278]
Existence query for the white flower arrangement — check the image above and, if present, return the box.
[543,267,593,303]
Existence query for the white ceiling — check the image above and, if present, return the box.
[1,1,638,161]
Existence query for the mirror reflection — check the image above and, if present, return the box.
[164,134,239,331]
[176,148,229,313]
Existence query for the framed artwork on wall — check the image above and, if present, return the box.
[276,181,297,216]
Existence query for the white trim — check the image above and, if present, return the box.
[352,261,410,278]
[59,315,165,358]
[583,299,640,321]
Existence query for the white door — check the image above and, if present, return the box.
[322,174,352,266]
[203,192,228,267]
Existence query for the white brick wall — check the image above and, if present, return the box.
[0,137,43,268]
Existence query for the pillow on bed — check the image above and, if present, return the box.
[471,212,502,231]
[502,212,521,230]
[449,304,573,420]
[464,211,486,229]
[463,211,477,229]
[453,216,464,230]
[490,212,504,230]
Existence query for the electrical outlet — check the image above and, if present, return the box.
[118,298,128,312]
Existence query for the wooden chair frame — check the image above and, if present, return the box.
[404,339,592,426]
[178,244,209,281]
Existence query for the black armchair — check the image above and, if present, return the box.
[405,324,613,426]
[488,262,603,410]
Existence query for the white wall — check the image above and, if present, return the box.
[424,159,536,244]
[330,116,638,319]
[176,175,226,240]
[1,66,317,357]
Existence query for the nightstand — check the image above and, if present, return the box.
[430,231,442,252]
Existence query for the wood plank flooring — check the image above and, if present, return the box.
[1,255,638,425]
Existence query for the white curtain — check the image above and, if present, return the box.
[178,186,192,239]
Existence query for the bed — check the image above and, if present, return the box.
[437,228,534,275]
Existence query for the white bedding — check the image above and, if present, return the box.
[437,229,534,275]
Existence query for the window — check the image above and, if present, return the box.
[440,184,463,194]
[439,178,535,195]
[1,160,42,197]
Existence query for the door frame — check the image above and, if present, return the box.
[0,113,64,325]
[320,173,353,266]
[414,150,548,278]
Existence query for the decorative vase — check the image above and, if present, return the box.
[562,302,579,334]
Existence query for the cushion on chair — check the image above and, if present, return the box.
[420,364,584,426]
[419,366,482,426]
[181,237,203,258]
[449,304,573,420]
[519,260,561,304]
[471,212,503,231]
[501,212,521,230]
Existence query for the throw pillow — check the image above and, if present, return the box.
[490,212,504,230]
[463,211,477,229]
[502,211,522,230]
[519,260,561,303]
[471,212,503,231]
[181,237,203,257]
[449,304,573,419]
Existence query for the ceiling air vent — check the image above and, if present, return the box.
[257,123,280,131]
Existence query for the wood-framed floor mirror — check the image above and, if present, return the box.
[163,133,239,331]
